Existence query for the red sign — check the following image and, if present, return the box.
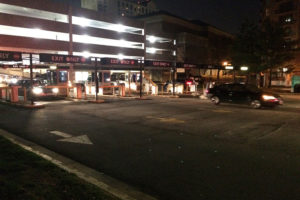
[101,58,138,66]
[0,51,22,61]
[39,54,91,64]
[183,64,197,68]
[145,60,173,67]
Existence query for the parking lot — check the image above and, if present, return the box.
[1,96,300,200]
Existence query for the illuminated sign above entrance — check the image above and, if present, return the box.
[145,61,173,67]
[0,51,22,61]
[101,58,139,66]
[39,54,91,64]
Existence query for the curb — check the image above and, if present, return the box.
[0,129,158,200]
[155,95,179,98]
[88,100,105,104]
[135,97,152,100]
[0,100,45,109]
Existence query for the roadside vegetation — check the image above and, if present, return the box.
[0,136,117,200]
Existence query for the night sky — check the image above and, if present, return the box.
[154,0,261,34]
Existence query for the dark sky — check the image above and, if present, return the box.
[153,0,261,34]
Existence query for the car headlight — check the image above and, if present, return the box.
[52,88,59,93]
[10,78,18,84]
[32,87,43,95]
[262,95,277,101]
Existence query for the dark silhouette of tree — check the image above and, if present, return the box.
[232,18,294,87]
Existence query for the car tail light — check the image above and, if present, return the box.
[186,81,192,85]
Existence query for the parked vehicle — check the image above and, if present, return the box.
[206,83,283,109]
[11,79,60,99]
[164,81,184,94]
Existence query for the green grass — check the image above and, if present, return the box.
[0,136,117,200]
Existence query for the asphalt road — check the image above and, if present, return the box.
[1,96,300,200]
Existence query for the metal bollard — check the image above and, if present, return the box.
[76,84,82,99]
[11,86,19,103]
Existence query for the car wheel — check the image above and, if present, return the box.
[211,96,220,105]
[250,100,261,109]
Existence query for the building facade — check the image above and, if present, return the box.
[262,0,300,87]
[0,0,176,95]
[138,12,234,82]
[0,0,234,95]
[81,0,158,17]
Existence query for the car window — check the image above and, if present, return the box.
[245,84,261,92]
[217,84,230,91]
[231,84,245,92]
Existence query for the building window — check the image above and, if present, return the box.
[277,1,294,14]
[279,15,294,24]
[285,26,295,36]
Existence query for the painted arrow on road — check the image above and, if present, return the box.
[50,130,93,145]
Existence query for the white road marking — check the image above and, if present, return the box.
[212,109,232,113]
[146,116,185,124]
[50,130,72,138]
[58,135,93,145]
[50,130,93,145]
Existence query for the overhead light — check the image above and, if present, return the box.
[223,61,228,66]
[148,36,157,43]
[118,54,124,60]
[148,48,157,54]
[283,68,288,72]
[83,51,90,58]
[115,24,126,32]
[77,17,89,27]
[225,66,234,70]
[50,65,57,70]
[119,39,127,47]
[241,66,248,71]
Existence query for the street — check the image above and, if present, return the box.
[1,96,300,200]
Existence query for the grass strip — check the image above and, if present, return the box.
[0,135,117,200]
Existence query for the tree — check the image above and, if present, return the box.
[232,18,294,87]
[232,20,261,73]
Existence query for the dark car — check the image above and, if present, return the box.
[206,83,283,109]
[12,79,60,99]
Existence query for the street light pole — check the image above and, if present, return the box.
[172,66,175,96]
[94,58,99,101]
[29,53,34,105]
[173,39,177,96]
[139,60,143,98]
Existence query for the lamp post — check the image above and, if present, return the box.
[94,58,99,101]
[29,53,34,105]
[173,39,177,96]
[241,66,249,84]
[138,59,144,99]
